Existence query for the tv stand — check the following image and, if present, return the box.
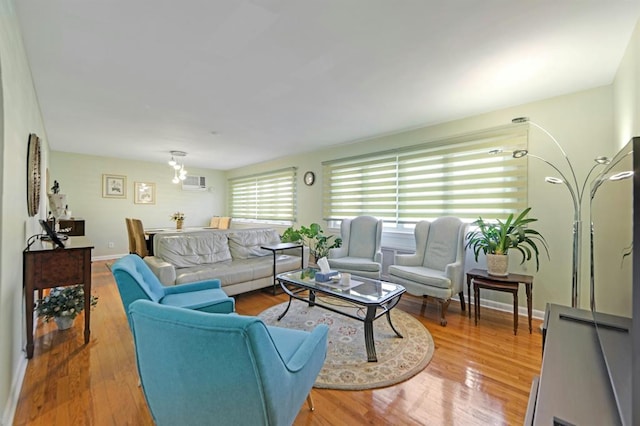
[526,303,629,425]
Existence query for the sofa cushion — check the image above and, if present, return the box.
[388,264,451,289]
[227,229,281,259]
[175,254,301,286]
[157,232,232,268]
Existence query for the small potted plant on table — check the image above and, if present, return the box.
[170,212,185,229]
[35,285,98,330]
[281,223,342,265]
[465,207,549,276]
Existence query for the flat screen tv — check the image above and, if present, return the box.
[39,219,65,248]
[590,136,639,426]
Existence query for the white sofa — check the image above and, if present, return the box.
[143,228,307,296]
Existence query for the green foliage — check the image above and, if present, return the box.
[281,223,342,259]
[35,285,98,322]
[464,207,550,271]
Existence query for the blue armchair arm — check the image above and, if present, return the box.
[163,278,222,294]
[284,324,329,372]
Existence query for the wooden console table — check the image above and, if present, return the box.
[23,236,94,358]
[466,268,533,335]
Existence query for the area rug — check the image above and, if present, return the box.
[258,299,434,390]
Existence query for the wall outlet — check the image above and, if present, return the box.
[108,242,114,248]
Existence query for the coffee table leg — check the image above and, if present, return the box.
[386,311,404,338]
[277,297,293,321]
[365,306,378,362]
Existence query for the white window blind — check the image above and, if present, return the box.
[322,124,528,223]
[228,168,297,222]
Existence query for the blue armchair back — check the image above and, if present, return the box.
[111,254,234,329]
[129,300,328,426]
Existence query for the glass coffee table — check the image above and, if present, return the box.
[276,269,406,362]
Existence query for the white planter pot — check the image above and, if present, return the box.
[486,254,509,277]
[54,316,74,330]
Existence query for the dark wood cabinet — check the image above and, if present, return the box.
[23,236,94,358]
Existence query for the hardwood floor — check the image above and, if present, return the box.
[14,260,542,425]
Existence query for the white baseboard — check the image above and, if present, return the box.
[1,355,28,426]
[92,253,127,261]
[469,295,545,321]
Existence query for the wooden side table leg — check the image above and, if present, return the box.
[526,283,533,334]
[513,289,518,335]
[467,276,472,318]
[474,284,479,325]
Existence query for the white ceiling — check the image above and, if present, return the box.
[15,1,640,170]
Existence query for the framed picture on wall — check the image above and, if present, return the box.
[102,174,127,199]
[134,182,156,204]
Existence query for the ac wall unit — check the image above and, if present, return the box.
[182,175,207,191]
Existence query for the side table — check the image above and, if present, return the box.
[466,268,534,335]
[260,242,304,295]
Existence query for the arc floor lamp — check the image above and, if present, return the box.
[510,117,610,308]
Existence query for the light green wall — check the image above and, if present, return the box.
[0,0,50,423]
[49,152,227,258]
[614,20,640,148]
[228,86,616,312]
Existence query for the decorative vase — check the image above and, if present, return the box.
[176,219,184,230]
[487,254,509,277]
[54,316,74,330]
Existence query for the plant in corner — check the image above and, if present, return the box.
[281,223,342,261]
[35,285,98,330]
[465,207,550,276]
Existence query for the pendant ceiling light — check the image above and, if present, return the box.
[168,150,188,184]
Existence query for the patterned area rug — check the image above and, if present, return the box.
[258,299,434,390]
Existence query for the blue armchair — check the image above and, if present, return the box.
[128,300,329,426]
[111,254,235,328]
[328,215,383,278]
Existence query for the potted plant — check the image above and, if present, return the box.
[465,207,549,276]
[170,212,185,229]
[35,285,98,330]
[281,223,342,263]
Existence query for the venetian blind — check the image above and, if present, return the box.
[322,124,528,223]
[228,168,297,222]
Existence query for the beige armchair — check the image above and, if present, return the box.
[328,216,383,278]
[388,217,467,326]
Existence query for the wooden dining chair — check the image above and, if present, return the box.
[218,217,232,230]
[125,218,136,254]
[209,216,220,228]
[130,218,149,257]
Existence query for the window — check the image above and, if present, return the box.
[322,124,528,226]
[229,168,297,223]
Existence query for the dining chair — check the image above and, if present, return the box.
[209,216,220,228]
[218,217,232,230]
[125,218,136,254]
[130,218,149,257]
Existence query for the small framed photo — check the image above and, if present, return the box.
[134,182,156,204]
[102,174,127,199]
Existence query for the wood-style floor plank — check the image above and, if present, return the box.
[14,261,542,425]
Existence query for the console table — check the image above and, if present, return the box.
[23,236,94,358]
[466,268,533,335]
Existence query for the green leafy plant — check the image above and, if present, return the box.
[35,285,98,322]
[281,223,342,259]
[465,207,550,271]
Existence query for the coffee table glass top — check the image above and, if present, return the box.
[277,269,405,304]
